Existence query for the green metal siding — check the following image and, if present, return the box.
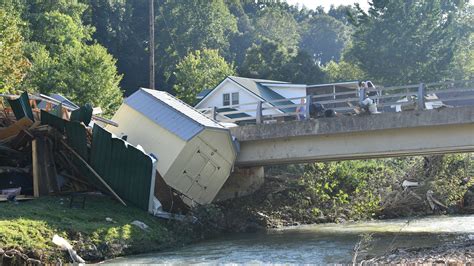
[8,92,35,121]
[41,110,65,133]
[90,125,154,211]
[40,110,154,211]
[64,121,88,160]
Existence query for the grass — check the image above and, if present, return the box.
[0,195,196,262]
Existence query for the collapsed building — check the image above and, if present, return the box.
[107,88,237,206]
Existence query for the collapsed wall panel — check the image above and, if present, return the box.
[40,109,157,212]
[90,125,156,212]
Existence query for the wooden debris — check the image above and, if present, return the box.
[9,129,34,150]
[0,117,33,140]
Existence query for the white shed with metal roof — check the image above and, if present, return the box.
[107,88,237,206]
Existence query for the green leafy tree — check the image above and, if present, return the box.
[449,4,474,80]
[240,39,295,80]
[83,0,149,94]
[26,44,123,115]
[299,15,351,64]
[15,3,124,115]
[173,49,235,105]
[240,39,324,83]
[279,50,325,84]
[328,5,357,25]
[323,60,366,82]
[346,0,468,85]
[31,11,90,54]
[0,10,30,93]
[254,6,300,48]
[158,0,238,87]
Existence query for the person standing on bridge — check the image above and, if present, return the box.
[296,98,306,120]
[360,81,380,114]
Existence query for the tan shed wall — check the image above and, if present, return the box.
[196,129,236,166]
[106,104,186,176]
[164,132,233,205]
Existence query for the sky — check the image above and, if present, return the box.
[285,0,370,11]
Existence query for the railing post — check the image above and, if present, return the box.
[417,83,425,110]
[256,101,263,124]
[211,106,217,120]
[305,95,311,120]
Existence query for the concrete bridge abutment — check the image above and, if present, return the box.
[214,166,265,201]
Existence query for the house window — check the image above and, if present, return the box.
[223,93,230,106]
[231,92,239,105]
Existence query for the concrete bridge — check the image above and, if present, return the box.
[230,106,474,166]
[209,80,474,201]
[215,106,474,201]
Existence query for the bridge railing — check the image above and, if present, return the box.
[197,80,474,124]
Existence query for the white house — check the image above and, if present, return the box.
[195,76,360,120]
[195,76,306,120]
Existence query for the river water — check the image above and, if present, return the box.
[107,215,474,264]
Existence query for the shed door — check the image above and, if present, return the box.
[183,139,227,204]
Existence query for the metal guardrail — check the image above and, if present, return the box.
[198,80,474,124]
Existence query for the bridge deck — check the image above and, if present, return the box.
[231,106,474,166]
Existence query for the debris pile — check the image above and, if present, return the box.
[0,91,159,212]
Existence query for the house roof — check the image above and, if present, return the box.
[125,88,225,141]
[196,89,212,99]
[225,76,296,113]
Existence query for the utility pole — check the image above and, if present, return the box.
[149,0,155,90]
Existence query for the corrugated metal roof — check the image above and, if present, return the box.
[37,93,79,110]
[125,88,225,141]
[228,76,296,113]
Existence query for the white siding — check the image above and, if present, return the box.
[196,79,280,117]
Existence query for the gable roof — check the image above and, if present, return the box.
[196,89,212,100]
[197,76,296,113]
[125,88,225,141]
[228,76,296,113]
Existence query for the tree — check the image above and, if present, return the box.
[84,0,149,95]
[449,4,474,80]
[25,44,123,115]
[240,39,324,83]
[299,15,351,64]
[240,39,295,80]
[173,49,235,105]
[158,0,238,89]
[14,3,124,115]
[346,0,468,85]
[254,6,300,48]
[31,11,90,54]
[328,5,357,25]
[323,60,366,83]
[279,51,325,84]
[0,10,30,93]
